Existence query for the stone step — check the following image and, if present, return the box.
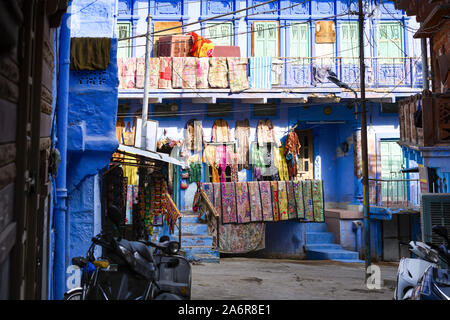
[305,248,360,261]
[305,222,328,233]
[180,215,200,224]
[186,252,220,263]
[181,223,208,235]
[305,243,343,250]
[305,232,335,244]
[181,235,213,247]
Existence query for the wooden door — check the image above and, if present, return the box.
[296,129,314,180]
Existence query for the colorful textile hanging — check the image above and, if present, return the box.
[249,57,272,89]
[227,57,250,93]
[212,182,222,217]
[312,180,325,222]
[182,57,197,89]
[158,57,172,89]
[189,32,215,57]
[235,182,251,224]
[208,57,228,88]
[302,180,314,222]
[277,181,289,221]
[196,57,210,88]
[189,162,202,183]
[270,181,280,222]
[284,131,301,179]
[286,181,297,220]
[259,181,273,222]
[221,182,237,224]
[275,147,289,181]
[218,222,265,253]
[247,181,263,222]
[293,181,305,219]
[136,57,160,88]
[203,182,214,204]
[118,57,136,89]
[164,193,181,234]
[235,119,250,170]
[125,185,134,225]
[172,57,184,88]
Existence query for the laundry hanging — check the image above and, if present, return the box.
[208,57,228,88]
[235,182,251,224]
[302,180,314,222]
[286,181,297,220]
[247,181,263,222]
[312,180,325,222]
[270,181,280,222]
[196,57,210,88]
[220,182,238,224]
[284,130,301,179]
[277,181,289,221]
[235,119,250,170]
[217,222,265,254]
[227,57,250,93]
[293,181,305,219]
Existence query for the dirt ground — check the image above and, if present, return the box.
[191,258,398,300]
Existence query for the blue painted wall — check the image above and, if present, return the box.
[51,0,120,295]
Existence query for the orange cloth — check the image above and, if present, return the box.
[189,32,214,57]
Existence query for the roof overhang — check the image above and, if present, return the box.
[117,144,186,168]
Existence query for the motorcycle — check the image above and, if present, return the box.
[64,206,191,300]
[410,226,450,300]
[394,225,450,300]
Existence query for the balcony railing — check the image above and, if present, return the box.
[118,56,423,91]
[369,178,421,210]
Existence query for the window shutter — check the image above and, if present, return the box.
[340,22,358,64]
[253,21,278,57]
[290,23,309,58]
[377,22,403,64]
[117,22,132,58]
[254,22,266,57]
[205,22,232,46]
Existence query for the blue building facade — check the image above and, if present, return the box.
[50,0,426,298]
[114,0,423,262]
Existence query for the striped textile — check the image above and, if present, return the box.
[249,57,272,89]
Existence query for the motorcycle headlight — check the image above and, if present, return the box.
[168,242,180,254]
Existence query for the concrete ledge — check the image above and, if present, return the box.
[325,209,363,220]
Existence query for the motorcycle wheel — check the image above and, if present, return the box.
[64,289,83,300]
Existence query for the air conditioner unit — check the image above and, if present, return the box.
[421,193,450,246]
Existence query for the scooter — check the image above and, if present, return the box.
[64,206,191,300]
[410,226,450,300]
[394,225,450,300]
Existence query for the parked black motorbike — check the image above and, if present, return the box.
[64,206,191,300]
[410,225,450,300]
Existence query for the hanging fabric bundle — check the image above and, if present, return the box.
[284,130,301,179]
[184,119,205,153]
[235,119,250,170]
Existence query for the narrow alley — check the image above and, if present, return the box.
[191,258,397,300]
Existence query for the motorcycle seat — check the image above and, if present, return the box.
[118,239,154,262]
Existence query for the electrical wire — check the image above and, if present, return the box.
[118,0,283,41]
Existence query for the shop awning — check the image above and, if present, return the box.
[117,144,186,168]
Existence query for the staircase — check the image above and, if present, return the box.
[180,211,219,263]
[305,223,364,263]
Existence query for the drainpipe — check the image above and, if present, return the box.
[421,38,429,91]
[54,9,71,300]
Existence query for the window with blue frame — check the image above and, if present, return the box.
[117,22,132,58]
[289,22,310,58]
[377,22,404,64]
[205,22,233,46]
[252,21,279,57]
[340,21,359,64]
